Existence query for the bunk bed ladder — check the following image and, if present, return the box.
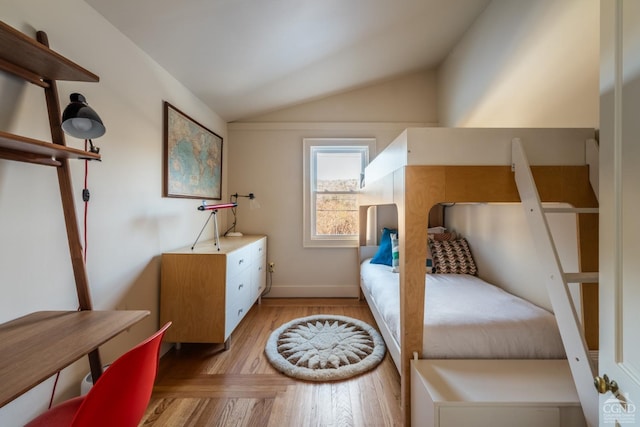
[511,138,599,427]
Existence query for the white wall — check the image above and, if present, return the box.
[228,0,603,297]
[227,123,428,297]
[240,70,437,123]
[0,1,226,424]
[431,0,600,317]
[444,204,581,315]
[437,0,599,127]
[228,69,437,297]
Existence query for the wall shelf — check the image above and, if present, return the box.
[0,21,98,86]
[0,131,100,166]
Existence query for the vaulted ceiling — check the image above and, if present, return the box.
[85,0,491,121]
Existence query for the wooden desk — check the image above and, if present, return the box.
[0,310,149,407]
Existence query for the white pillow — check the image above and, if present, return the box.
[427,226,446,234]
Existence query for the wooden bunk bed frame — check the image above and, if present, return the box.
[357,128,599,426]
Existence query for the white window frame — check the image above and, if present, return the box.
[303,138,376,248]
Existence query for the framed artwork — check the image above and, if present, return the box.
[163,101,223,200]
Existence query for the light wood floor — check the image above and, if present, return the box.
[141,298,402,427]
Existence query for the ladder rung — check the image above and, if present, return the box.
[542,207,599,214]
[564,272,599,283]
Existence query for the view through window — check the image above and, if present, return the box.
[303,138,375,248]
[313,147,366,236]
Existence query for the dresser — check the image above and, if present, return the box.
[411,359,586,427]
[160,235,266,346]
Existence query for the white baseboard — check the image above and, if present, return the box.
[263,285,360,298]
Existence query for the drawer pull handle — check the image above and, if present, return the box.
[238,284,244,290]
[238,259,245,265]
[238,309,243,316]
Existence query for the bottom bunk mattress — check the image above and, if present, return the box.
[360,260,566,359]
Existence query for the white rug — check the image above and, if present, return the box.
[265,314,386,381]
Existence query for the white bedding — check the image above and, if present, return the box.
[360,259,566,358]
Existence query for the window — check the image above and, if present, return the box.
[303,138,375,248]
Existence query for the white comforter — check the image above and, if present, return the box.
[360,260,566,358]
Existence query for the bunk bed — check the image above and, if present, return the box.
[357,128,599,426]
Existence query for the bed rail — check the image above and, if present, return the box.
[364,128,595,188]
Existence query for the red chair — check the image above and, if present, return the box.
[26,322,171,427]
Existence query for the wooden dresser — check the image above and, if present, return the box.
[160,235,266,346]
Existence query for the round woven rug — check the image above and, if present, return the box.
[265,314,386,381]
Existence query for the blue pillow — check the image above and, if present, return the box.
[370,227,397,266]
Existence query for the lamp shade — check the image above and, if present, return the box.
[61,93,106,139]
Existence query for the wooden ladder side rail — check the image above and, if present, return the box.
[36,30,104,383]
[512,138,599,427]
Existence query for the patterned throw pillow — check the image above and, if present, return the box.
[429,238,478,275]
[426,232,456,272]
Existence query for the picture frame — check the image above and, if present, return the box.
[163,101,223,200]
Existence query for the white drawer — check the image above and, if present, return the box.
[251,237,266,261]
[225,299,248,336]
[252,258,267,296]
[226,246,252,277]
[225,269,251,338]
[439,406,561,427]
[226,268,251,304]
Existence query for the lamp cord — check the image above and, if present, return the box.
[222,195,238,236]
[83,140,89,262]
[48,140,91,409]
[48,372,60,409]
[261,270,273,297]
[222,205,237,236]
